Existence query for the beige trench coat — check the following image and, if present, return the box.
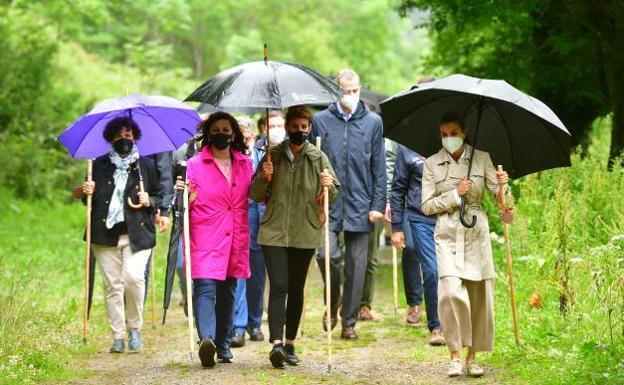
[422,145,511,281]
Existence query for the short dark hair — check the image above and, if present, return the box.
[285,105,312,126]
[103,116,142,143]
[198,111,247,153]
[440,111,466,132]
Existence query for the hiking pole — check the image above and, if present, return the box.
[150,245,156,329]
[323,167,333,373]
[301,136,323,337]
[183,182,196,360]
[497,165,520,345]
[392,246,398,316]
[83,159,93,344]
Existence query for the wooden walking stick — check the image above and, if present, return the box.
[83,159,93,344]
[497,165,520,345]
[183,183,196,360]
[392,246,398,316]
[150,247,156,329]
[323,167,333,373]
[300,136,323,337]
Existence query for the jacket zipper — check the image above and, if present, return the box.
[343,121,348,228]
[286,158,296,247]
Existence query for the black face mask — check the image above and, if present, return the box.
[288,131,308,146]
[210,133,231,150]
[112,138,133,155]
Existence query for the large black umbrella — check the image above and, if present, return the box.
[381,73,571,344]
[381,74,571,180]
[185,59,339,110]
[186,46,340,181]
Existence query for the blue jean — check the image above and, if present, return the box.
[407,215,440,331]
[193,278,237,350]
[401,218,423,306]
[232,200,266,333]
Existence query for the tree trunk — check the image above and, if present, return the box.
[588,1,624,167]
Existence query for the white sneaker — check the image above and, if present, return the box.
[466,360,484,377]
[448,359,463,377]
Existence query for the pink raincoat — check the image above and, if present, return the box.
[186,147,253,280]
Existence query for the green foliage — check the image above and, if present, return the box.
[484,116,624,384]
[396,0,614,155]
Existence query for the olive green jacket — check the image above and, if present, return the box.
[250,140,340,249]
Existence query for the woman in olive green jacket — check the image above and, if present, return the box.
[250,106,340,369]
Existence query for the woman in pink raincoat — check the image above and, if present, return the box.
[177,112,253,368]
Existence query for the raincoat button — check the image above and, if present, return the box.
[226,232,230,236]
[108,181,112,185]
[141,222,144,226]
[102,219,105,223]
[105,200,109,204]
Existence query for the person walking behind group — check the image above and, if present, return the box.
[231,111,286,347]
[251,106,340,368]
[175,112,254,368]
[390,144,445,346]
[75,117,162,353]
[421,111,512,377]
[310,69,386,340]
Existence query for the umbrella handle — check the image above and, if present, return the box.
[459,197,476,228]
[128,163,146,209]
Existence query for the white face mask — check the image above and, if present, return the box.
[268,127,286,145]
[442,136,464,154]
[340,94,359,112]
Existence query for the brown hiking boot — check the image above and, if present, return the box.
[358,306,373,321]
[340,326,358,340]
[429,329,446,346]
[405,305,424,326]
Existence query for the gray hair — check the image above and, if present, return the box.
[236,116,255,131]
[335,68,360,85]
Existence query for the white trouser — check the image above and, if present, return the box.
[93,235,150,340]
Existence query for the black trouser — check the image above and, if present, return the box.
[262,246,315,342]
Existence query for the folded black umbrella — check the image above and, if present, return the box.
[162,188,184,324]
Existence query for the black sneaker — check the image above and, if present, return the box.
[217,347,233,363]
[198,338,216,368]
[269,343,286,369]
[248,327,264,341]
[284,344,300,365]
[231,330,245,348]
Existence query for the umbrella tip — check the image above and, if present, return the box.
[264,43,268,63]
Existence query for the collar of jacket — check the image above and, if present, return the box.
[254,136,267,151]
[436,144,473,165]
[199,146,247,163]
[328,100,369,121]
[272,140,322,163]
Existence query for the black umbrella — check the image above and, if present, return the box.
[186,45,340,182]
[162,177,185,324]
[381,74,571,226]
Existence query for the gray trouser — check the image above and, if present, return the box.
[317,231,369,327]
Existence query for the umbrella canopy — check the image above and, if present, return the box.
[59,94,200,158]
[163,188,185,324]
[197,103,265,116]
[185,60,340,109]
[380,74,571,179]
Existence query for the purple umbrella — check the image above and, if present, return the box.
[58,93,200,158]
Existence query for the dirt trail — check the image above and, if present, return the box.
[60,261,501,385]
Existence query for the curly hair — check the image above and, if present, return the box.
[103,116,142,143]
[198,111,248,153]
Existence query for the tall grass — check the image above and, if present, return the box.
[486,115,624,384]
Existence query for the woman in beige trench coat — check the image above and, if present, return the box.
[421,111,512,378]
